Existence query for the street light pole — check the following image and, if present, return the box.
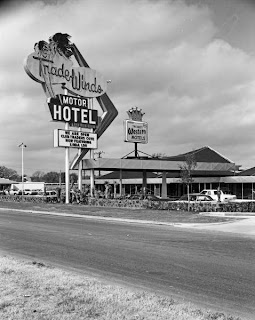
[18,143,27,196]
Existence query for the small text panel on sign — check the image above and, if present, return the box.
[54,129,98,149]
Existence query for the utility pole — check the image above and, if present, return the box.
[18,143,27,196]
[94,151,105,177]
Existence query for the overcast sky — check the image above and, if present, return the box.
[1,0,255,176]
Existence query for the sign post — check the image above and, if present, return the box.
[78,126,82,191]
[65,122,70,203]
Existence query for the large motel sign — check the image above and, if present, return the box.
[24,33,118,202]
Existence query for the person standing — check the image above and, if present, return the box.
[217,187,221,202]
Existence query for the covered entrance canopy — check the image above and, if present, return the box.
[79,146,238,198]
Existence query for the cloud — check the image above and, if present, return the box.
[1,0,255,174]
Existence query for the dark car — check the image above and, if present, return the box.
[146,194,172,201]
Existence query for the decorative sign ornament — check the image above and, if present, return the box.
[24,33,107,98]
[127,107,145,121]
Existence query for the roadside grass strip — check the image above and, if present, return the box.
[0,255,241,320]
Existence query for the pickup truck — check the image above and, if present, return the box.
[200,189,236,202]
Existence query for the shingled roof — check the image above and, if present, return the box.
[162,146,233,163]
[237,167,255,176]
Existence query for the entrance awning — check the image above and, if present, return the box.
[81,158,236,172]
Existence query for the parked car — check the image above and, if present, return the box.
[146,194,172,201]
[21,189,31,195]
[5,189,21,195]
[45,191,58,201]
[29,189,41,195]
[177,193,215,202]
[200,189,236,202]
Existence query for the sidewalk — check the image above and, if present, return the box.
[178,212,255,237]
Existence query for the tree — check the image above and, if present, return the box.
[0,166,19,181]
[70,173,78,184]
[179,153,197,211]
[42,171,60,183]
[31,171,45,182]
[151,153,167,158]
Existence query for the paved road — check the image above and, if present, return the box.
[0,210,254,319]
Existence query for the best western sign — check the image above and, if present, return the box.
[48,95,98,128]
[124,120,148,144]
[54,129,97,149]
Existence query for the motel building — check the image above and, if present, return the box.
[80,146,255,200]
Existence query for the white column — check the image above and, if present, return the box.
[90,149,95,197]
[64,89,70,204]
[119,169,122,196]
[21,145,24,196]
[65,121,70,204]
[161,171,167,199]
[78,127,82,191]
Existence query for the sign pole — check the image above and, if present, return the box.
[90,98,95,197]
[65,121,70,204]
[134,142,138,158]
[64,89,70,204]
[78,126,82,191]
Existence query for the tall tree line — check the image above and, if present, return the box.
[0,166,77,183]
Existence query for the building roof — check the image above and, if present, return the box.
[80,146,237,176]
[162,146,233,163]
[237,167,255,176]
[164,170,234,178]
[0,178,17,185]
[98,171,158,180]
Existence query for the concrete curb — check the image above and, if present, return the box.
[199,212,255,217]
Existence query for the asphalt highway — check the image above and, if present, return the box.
[0,209,254,319]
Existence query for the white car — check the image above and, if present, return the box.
[200,189,236,202]
[5,189,21,195]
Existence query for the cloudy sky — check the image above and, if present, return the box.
[1,0,255,176]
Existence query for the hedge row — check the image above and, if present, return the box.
[0,195,51,203]
[88,198,218,212]
[1,195,255,212]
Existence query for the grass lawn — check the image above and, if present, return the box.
[0,201,237,224]
[0,254,242,320]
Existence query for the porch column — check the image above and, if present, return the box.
[161,171,167,199]
[119,169,123,196]
[142,170,147,197]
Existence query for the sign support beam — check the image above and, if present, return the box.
[65,121,70,204]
